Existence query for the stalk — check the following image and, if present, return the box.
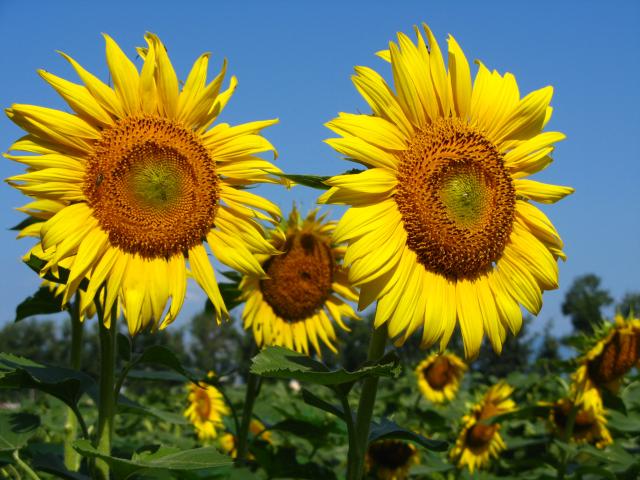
[95,296,118,480]
[64,294,83,471]
[235,372,261,463]
[347,323,388,480]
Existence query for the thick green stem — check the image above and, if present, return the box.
[64,295,83,472]
[235,371,261,463]
[347,323,388,480]
[95,299,118,480]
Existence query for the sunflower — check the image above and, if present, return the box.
[219,419,272,458]
[450,382,515,472]
[574,314,640,395]
[365,439,419,480]
[320,24,573,358]
[415,351,466,404]
[549,387,612,449]
[6,33,283,335]
[184,373,229,441]
[239,207,358,356]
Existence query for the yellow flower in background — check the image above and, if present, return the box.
[240,207,358,356]
[6,33,283,335]
[451,382,515,472]
[365,439,419,480]
[415,352,467,404]
[219,419,272,458]
[184,373,229,441]
[574,314,640,395]
[321,23,573,358]
[549,387,612,449]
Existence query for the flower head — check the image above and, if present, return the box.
[240,207,358,356]
[450,382,515,472]
[6,33,283,334]
[184,373,229,441]
[219,419,271,458]
[365,439,419,480]
[415,352,467,404]
[321,24,573,358]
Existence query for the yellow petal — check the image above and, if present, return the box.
[327,113,407,151]
[189,244,228,322]
[514,179,574,204]
[103,33,141,114]
[447,35,472,119]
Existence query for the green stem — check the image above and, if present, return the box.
[347,323,388,480]
[217,383,240,439]
[556,403,579,480]
[64,294,83,472]
[12,450,40,480]
[235,372,261,463]
[95,296,118,480]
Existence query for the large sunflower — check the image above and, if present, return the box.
[549,387,612,449]
[574,314,640,395]
[450,382,515,472]
[184,373,229,441]
[6,33,283,334]
[320,24,573,358]
[365,439,419,480]
[239,207,358,356]
[415,351,467,404]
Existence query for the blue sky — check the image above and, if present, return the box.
[0,0,638,338]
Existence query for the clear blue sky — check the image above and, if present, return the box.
[1,0,638,338]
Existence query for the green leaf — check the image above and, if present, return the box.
[15,286,63,322]
[0,413,40,452]
[219,282,242,312]
[275,173,331,190]
[368,418,447,451]
[10,216,40,232]
[125,370,191,382]
[73,440,232,477]
[301,389,346,420]
[116,394,190,425]
[0,353,95,408]
[250,346,400,386]
[134,345,201,384]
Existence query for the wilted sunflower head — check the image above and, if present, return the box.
[549,387,612,449]
[321,23,573,359]
[240,206,358,356]
[415,352,467,404]
[219,419,271,459]
[574,314,640,394]
[365,439,419,480]
[450,382,515,472]
[6,33,283,335]
[184,373,229,441]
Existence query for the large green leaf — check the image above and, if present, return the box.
[0,353,95,409]
[250,346,400,386]
[0,413,40,452]
[15,286,63,322]
[368,418,447,451]
[73,440,232,478]
[301,388,346,420]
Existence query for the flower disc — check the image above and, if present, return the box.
[85,116,219,258]
[395,118,515,281]
[260,233,334,321]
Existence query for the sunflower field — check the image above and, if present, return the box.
[1,7,639,480]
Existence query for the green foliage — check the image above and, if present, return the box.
[0,413,40,452]
[617,291,640,317]
[15,286,63,322]
[561,273,613,333]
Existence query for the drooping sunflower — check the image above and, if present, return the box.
[219,419,272,458]
[549,387,612,449]
[450,382,515,472]
[573,314,640,395]
[239,207,358,356]
[320,24,573,358]
[6,33,283,334]
[365,439,419,480]
[184,373,229,441]
[415,351,467,404]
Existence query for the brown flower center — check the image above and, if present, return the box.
[553,400,596,438]
[587,329,639,386]
[84,116,219,258]
[466,401,500,449]
[368,440,414,470]
[194,389,212,420]
[395,118,515,281]
[260,233,334,322]
[423,356,454,390]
